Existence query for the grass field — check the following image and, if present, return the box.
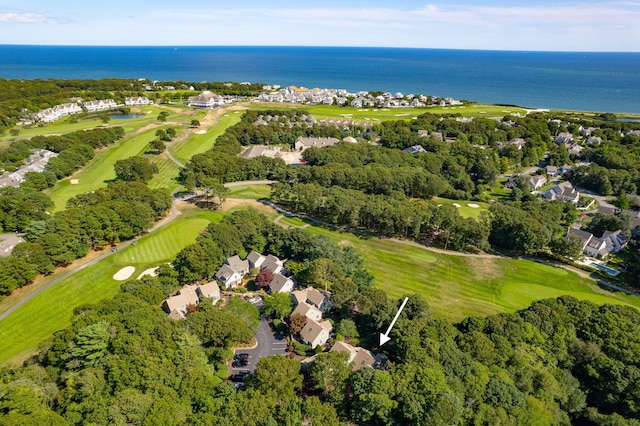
[47,128,161,211]
[148,152,182,191]
[308,227,640,321]
[171,113,242,162]
[227,184,272,200]
[247,103,528,121]
[433,197,490,219]
[0,206,223,365]
[277,215,311,227]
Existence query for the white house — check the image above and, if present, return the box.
[225,255,249,276]
[300,319,332,349]
[162,282,220,319]
[291,302,322,322]
[124,96,152,106]
[528,175,547,191]
[196,281,221,302]
[291,287,330,312]
[83,99,118,112]
[247,250,266,269]
[215,264,243,289]
[269,273,294,293]
[567,227,628,258]
[187,91,224,109]
[543,181,580,203]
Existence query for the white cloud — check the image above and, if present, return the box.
[0,11,67,24]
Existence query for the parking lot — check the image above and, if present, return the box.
[229,317,287,377]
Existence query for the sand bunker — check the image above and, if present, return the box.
[192,130,206,134]
[113,266,135,281]
[137,266,159,279]
[452,203,461,208]
[70,179,79,184]
[467,203,480,208]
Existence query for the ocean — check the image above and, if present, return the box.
[1,45,639,114]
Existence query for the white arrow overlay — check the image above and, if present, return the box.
[379,297,409,346]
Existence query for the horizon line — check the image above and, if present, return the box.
[1,43,639,54]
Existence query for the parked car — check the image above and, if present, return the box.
[234,353,249,361]
[232,359,248,368]
[229,371,249,382]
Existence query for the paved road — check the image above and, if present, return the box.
[575,186,616,209]
[230,317,288,375]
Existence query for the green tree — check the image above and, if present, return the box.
[69,321,111,369]
[148,139,165,154]
[262,292,293,320]
[190,119,200,127]
[157,111,169,123]
[308,258,345,291]
[309,351,351,401]
[113,157,159,183]
[550,234,583,259]
[252,356,303,401]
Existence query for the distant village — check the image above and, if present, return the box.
[6,85,640,272]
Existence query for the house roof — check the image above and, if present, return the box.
[197,281,220,299]
[240,145,267,159]
[330,341,375,371]
[0,234,25,257]
[226,255,249,274]
[567,227,592,247]
[292,302,322,321]
[402,145,426,155]
[294,137,340,149]
[300,319,332,346]
[163,291,199,313]
[168,309,186,320]
[262,254,284,273]
[291,287,326,309]
[270,273,293,293]
[215,264,238,282]
[247,250,265,267]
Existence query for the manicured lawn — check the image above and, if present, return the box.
[227,184,272,200]
[148,153,182,192]
[171,113,242,162]
[277,215,310,227]
[433,197,490,219]
[47,128,160,211]
[0,207,223,365]
[247,103,527,121]
[308,227,640,321]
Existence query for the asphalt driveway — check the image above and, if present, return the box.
[230,317,288,374]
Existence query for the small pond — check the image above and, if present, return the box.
[109,114,145,120]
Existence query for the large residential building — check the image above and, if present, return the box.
[567,227,628,258]
[187,91,225,109]
[83,99,118,112]
[293,137,340,152]
[162,282,220,319]
[124,96,152,106]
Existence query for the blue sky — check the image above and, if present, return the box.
[1,1,639,51]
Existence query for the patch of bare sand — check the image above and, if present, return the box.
[113,266,136,281]
[137,267,159,279]
[467,203,480,208]
[219,199,275,214]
